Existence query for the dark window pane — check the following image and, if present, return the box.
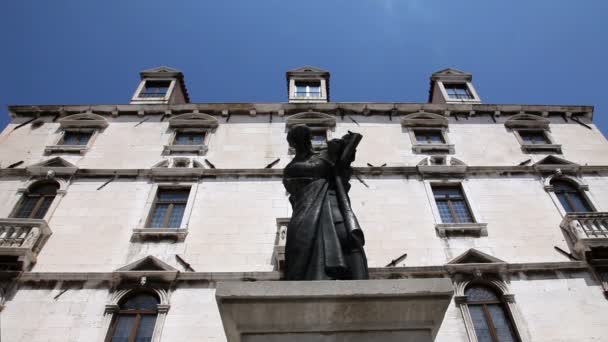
[111,315,136,342]
[445,83,474,100]
[140,81,171,98]
[61,131,92,145]
[437,201,455,223]
[174,132,204,145]
[552,180,593,213]
[121,293,159,310]
[452,200,473,223]
[168,204,186,228]
[158,190,190,202]
[552,180,576,192]
[134,315,157,342]
[518,131,549,144]
[469,305,493,342]
[150,204,168,227]
[15,196,38,218]
[433,186,462,198]
[488,304,517,342]
[465,286,499,302]
[415,130,445,144]
[569,193,592,212]
[33,197,54,219]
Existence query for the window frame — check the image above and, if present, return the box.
[146,188,191,229]
[512,128,562,154]
[432,184,475,224]
[544,176,599,217]
[10,180,62,221]
[46,127,100,155]
[425,181,487,237]
[454,280,527,342]
[408,127,454,154]
[131,78,176,103]
[163,128,211,155]
[294,81,322,98]
[102,289,170,342]
[438,81,481,103]
[132,183,198,242]
[105,293,159,342]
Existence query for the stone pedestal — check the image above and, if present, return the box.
[216,279,453,342]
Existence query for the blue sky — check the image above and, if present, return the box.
[1,1,607,135]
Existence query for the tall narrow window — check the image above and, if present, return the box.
[432,185,474,223]
[445,83,474,100]
[60,131,93,146]
[295,81,321,98]
[106,292,159,342]
[147,188,190,228]
[12,182,59,219]
[551,180,593,213]
[139,80,171,98]
[465,285,519,342]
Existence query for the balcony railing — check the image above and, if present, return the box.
[560,212,608,260]
[0,218,51,270]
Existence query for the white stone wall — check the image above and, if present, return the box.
[4,273,607,342]
[1,115,608,170]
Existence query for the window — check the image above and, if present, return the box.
[139,80,171,98]
[173,131,205,145]
[147,188,190,228]
[295,81,321,98]
[551,180,593,213]
[414,129,446,145]
[464,285,519,342]
[445,83,474,100]
[432,185,474,224]
[60,131,92,146]
[106,292,159,342]
[12,182,59,219]
[310,129,328,147]
[517,130,550,145]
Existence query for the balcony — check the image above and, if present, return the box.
[0,218,51,271]
[560,212,608,261]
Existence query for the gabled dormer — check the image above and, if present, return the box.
[131,66,190,105]
[286,66,330,103]
[429,68,481,104]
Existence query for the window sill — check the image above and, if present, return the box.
[131,228,188,242]
[435,223,487,237]
[413,144,455,154]
[521,144,562,154]
[162,144,208,155]
[44,145,88,155]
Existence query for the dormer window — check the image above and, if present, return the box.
[287,66,330,103]
[131,66,190,105]
[295,81,321,98]
[444,83,474,100]
[139,80,171,98]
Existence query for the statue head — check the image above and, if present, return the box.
[287,124,312,154]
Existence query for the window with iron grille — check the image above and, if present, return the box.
[295,81,321,97]
[518,130,550,145]
[432,185,474,223]
[464,285,519,342]
[60,131,93,146]
[445,83,474,100]
[12,182,59,219]
[139,80,171,98]
[147,188,190,228]
[551,180,593,213]
[414,129,446,145]
[106,292,159,342]
[173,131,205,145]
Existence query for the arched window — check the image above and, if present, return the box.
[106,292,159,342]
[465,285,519,342]
[551,179,592,213]
[12,181,59,219]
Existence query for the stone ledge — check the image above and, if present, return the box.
[435,223,488,237]
[216,279,453,342]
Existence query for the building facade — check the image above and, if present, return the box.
[1,65,608,341]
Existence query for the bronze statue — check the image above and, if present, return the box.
[283,125,369,280]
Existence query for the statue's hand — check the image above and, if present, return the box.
[349,230,365,248]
